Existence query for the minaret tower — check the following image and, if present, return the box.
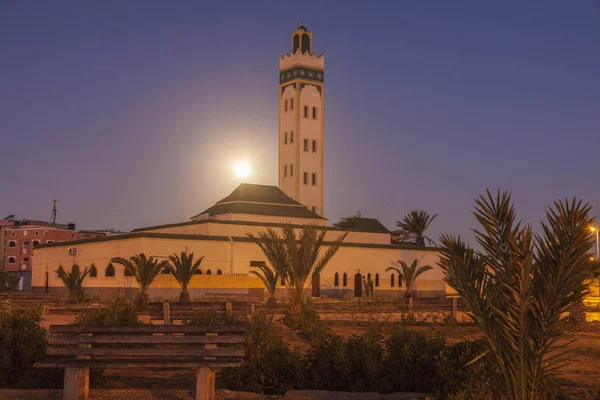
[278,25,325,216]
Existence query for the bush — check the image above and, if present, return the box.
[220,311,304,394]
[182,310,241,326]
[73,297,143,326]
[0,306,62,388]
[282,299,330,339]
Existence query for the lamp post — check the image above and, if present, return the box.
[590,226,600,260]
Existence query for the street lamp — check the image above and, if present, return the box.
[589,226,599,260]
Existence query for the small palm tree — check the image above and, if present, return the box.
[56,264,90,303]
[111,254,169,308]
[249,263,279,308]
[395,210,437,246]
[248,224,347,316]
[167,252,204,303]
[386,259,432,298]
[439,190,594,400]
[332,211,362,229]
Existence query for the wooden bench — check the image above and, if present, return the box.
[148,301,256,324]
[35,324,246,400]
[0,292,58,307]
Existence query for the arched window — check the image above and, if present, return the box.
[193,269,203,275]
[398,274,403,288]
[124,267,134,277]
[343,273,347,287]
[161,268,170,274]
[206,269,212,275]
[216,269,222,275]
[105,263,115,277]
[367,273,371,282]
[89,264,97,278]
[375,273,379,287]
[391,273,395,288]
[334,272,339,287]
[301,33,310,53]
[293,34,300,52]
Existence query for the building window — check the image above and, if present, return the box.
[32,240,40,247]
[304,139,309,151]
[304,105,308,118]
[290,164,294,176]
[124,267,134,277]
[343,273,348,287]
[10,231,15,237]
[206,269,212,275]
[290,131,294,143]
[312,206,317,214]
[290,98,294,110]
[8,241,16,248]
[334,272,339,287]
[89,264,97,278]
[284,100,288,112]
[391,274,395,287]
[161,268,170,274]
[312,173,317,186]
[312,140,317,152]
[398,274,402,288]
[284,165,287,178]
[34,231,39,236]
[23,241,30,248]
[250,261,266,267]
[23,257,29,263]
[303,172,308,185]
[312,107,317,119]
[375,274,380,287]
[105,263,115,277]
[217,269,222,275]
[8,257,15,264]
[194,269,203,275]
[47,240,55,244]
[284,132,288,144]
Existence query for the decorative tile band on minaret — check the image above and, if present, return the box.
[278,25,325,217]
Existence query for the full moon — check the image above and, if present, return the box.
[234,161,251,178]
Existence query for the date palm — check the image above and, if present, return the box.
[167,251,204,303]
[438,190,594,400]
[396,210,437,246]
[111,253,169,309]
[385,259,433,298]
[248,224,347,316]
[249,263,280,308]
[56,264,90,303]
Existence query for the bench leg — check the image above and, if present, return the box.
[63,367,89,400]
[196,367,216,400]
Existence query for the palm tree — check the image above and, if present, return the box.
[248,224,347,316]
[56,264,90,303]
[111,254,169,308]
[249,263,279,308]
[395,210,437,246]
[438,190,594,400]
[332,211,362,229]
[385,259,433,298]
[167,251,204,303]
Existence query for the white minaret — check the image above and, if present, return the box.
[278,25,325,216]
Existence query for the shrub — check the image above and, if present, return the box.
[282,299,330,339]
[73,297,142,326]
[0,306,62,388]
[182,310,241,326]
[220,311,304,394]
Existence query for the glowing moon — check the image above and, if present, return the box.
[234,161,251,178]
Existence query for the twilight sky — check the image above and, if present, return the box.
[1,1,599,244]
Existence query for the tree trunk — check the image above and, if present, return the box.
[179,287,191,303]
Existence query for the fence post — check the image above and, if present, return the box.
[163,302,171,325]
[249,303,255,315]
[408,297,413,314]
[452,297,458,323]
[225,301,232,316]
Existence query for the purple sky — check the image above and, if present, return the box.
[1,1,599,244]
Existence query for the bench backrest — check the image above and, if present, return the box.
[46,324,246,366]
[148,301,254,322]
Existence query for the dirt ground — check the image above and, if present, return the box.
[42,313,600,399]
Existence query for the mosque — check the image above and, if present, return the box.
[32,26,446,299]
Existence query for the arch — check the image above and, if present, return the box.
[334,272,339,287]
[391,273,395,287]
[398,274,403,288]
[216,269,222,275]
[375,273,380,287]
[161,268,170,274]
[193,269,203,275]
[301,33,310,53]
[354,273,362,297]
[89,264,97,278]
[293,34,300,53]
[105,263,115,277]
[367,273,372,282]
[343,273,348,287]
[206,269,212,275]
[124,267,134,277]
